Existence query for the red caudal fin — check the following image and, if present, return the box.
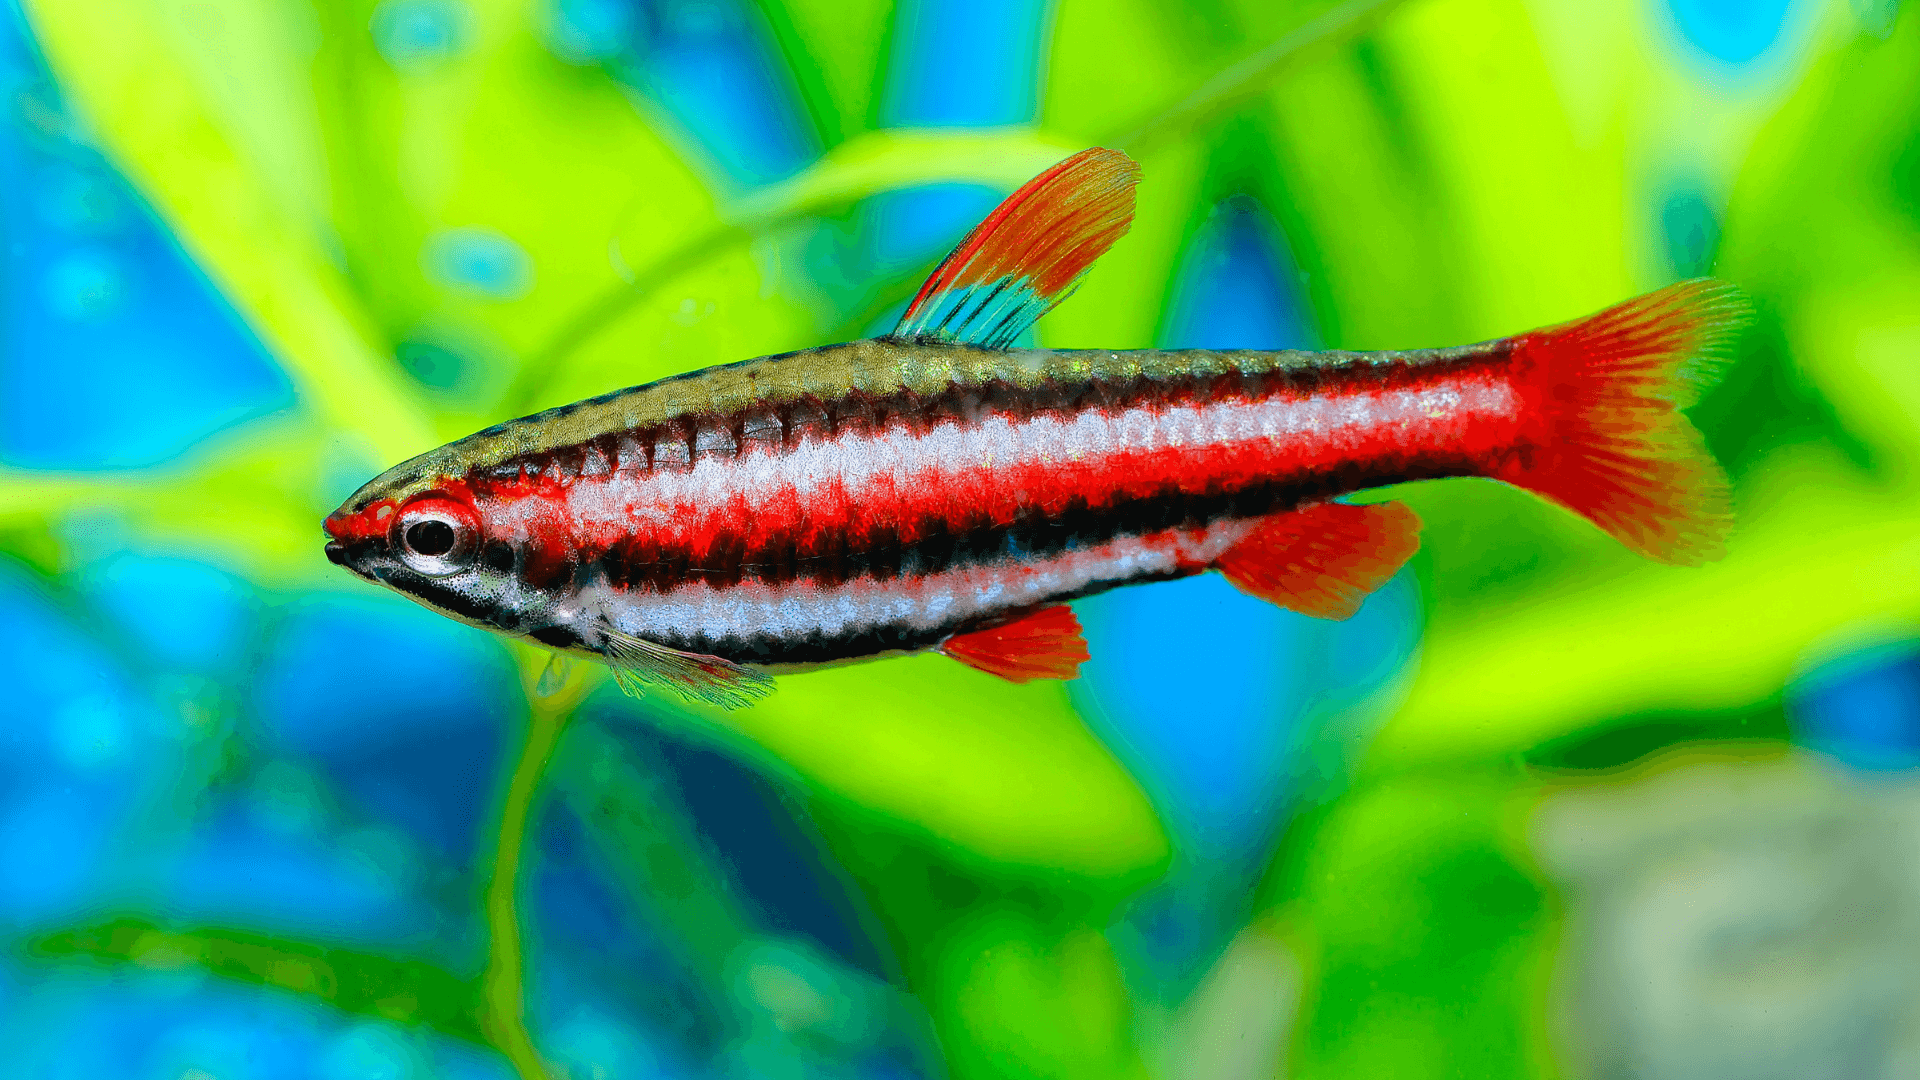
[941,605,1090,683]
[892,147,1140,349]
[1216,502,1423,620]
[1497,279,1753,565]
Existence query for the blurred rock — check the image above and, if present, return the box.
[1535,752,1920,1080]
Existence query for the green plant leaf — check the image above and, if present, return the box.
[32,918,488,1042]
[628,653,1171,881]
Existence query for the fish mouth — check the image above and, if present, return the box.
[324,539,347,566]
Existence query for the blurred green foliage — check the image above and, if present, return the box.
[35,917,492,1042]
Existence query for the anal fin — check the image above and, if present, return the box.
[941,605,1090,683]
[1216,502,1422,620]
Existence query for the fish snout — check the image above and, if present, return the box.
[324,539,348,566]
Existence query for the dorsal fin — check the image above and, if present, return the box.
[941,605,1090,682]
[891,147,1140,349]
[1215,502,1422,620]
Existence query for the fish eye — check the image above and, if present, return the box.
[393,496,479,575]
[406,519,457,557]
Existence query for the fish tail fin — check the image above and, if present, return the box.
[1496,278,1753,565]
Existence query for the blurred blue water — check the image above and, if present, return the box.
[591,0,816,186]
[1160,197,1313,352]
[0,3,292,469]
[882,0,1049,127]
[0,556,488,947]
[537,998,677,1079]
[76,553,257,675]
[527,830,742,1079]
[0,559,168,924]
[853,180,1005,337]
[1667,0,1794,64]
[371,0,474,73]
[1790,640,1920,771]
[253,593,516,863]
[860,183,1004,279]
[423,227,536,302]
[540,0,643,64]
[160,812,435,945]
[0,965,515,1080]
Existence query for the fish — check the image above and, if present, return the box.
[323,147,1752,709]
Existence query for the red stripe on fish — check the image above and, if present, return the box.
[460,353,1514,593]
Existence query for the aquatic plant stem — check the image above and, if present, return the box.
[481,650,591,1080]
[481,704,562,1079]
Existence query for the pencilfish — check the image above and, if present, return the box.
[323,148,1751,707]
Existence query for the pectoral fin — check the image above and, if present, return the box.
[941,605,1090,683]
[602,627,774,710]
[1215,502,1422,620]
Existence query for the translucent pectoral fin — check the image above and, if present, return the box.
[1215,501,1422,620]
[601,628,775,710]
[940,605,1090,683]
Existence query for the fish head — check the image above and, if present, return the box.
[323,471,523,632]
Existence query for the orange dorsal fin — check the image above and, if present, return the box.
[892,148,1139,349]
[940,605,1090,683]
[1215,502,1422,620]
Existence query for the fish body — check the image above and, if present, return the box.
[325,149,1749,706]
